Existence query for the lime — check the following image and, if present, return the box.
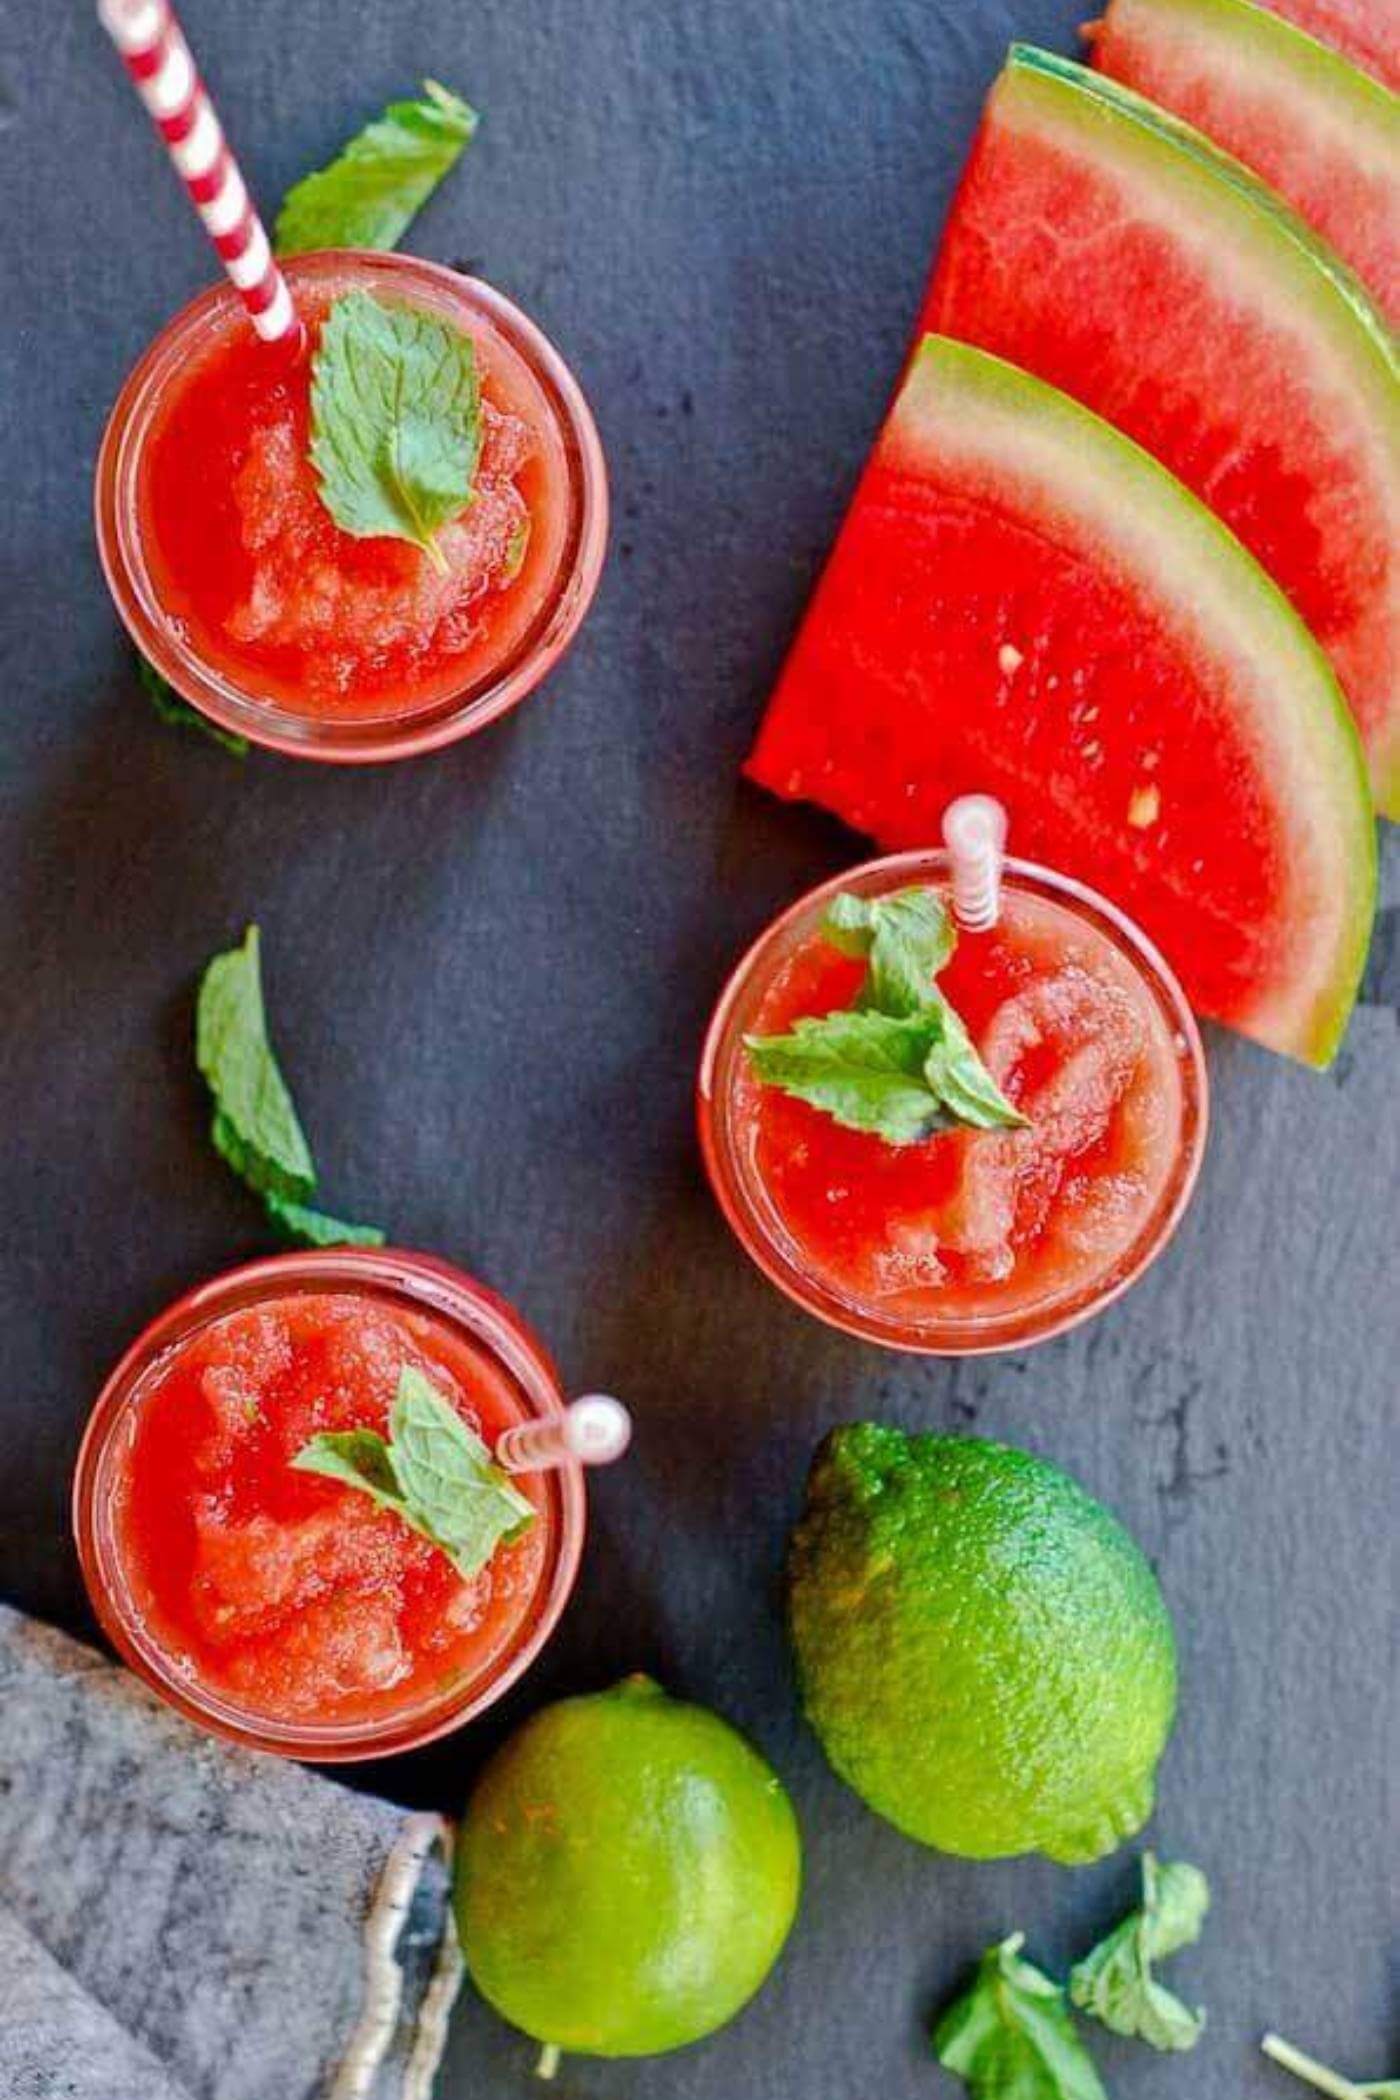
[455,1675,801,2059]
[788,1424,1177,1863]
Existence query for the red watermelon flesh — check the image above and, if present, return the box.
[746,337,1375,1067]
[921,48,1400,817]
[1088,0,1400,327]
[1253,0,1400,91]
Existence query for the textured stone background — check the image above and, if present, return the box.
[0,2,1395,2095]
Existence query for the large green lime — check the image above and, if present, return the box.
[455,1676,801,2058]
[788,1425,1177,1863]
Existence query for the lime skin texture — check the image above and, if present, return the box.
[455,1674,802,2059]
[788,1424,1178,1864]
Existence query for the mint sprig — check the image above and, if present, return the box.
[291,1365,535,1582]
[196,926,383,1248]
[744,885,1025,1146]
[274,80,478,257]
[309,291,481,570]
[933,1934,1108,2100]
[138,653,248,758]
[1262,2036,1400,2099]
[1070,1853,1209,2051]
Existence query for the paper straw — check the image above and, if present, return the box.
[97,0,298,343]
[497,1396,632,1475]
[942,794,1009,932]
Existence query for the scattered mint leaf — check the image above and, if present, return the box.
[1071,1853,1209,2052]
[290,1366,535,1584]
[197,927,316,1205]
[196,927,383,1244]
[275,80,478,257]
[265,1194,387,1249]
[309,290,481,569]
[825,886,956,1016]
[137,653,248,758]
[390,1365,536,1578]
[933,1934,1107,2100]
[747,885,1024,1143]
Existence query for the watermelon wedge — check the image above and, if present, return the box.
[921,47,1400,817]
[1253,0,1400,91]
[1088,0,1400,327]
[746,337,1376,1067]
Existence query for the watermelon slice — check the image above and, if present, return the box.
[920,47,1400,817]
[746,337,1376,1067]
[1252,0,1400,91]
[1088,0,1400,327]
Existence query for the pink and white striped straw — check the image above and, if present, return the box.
[97,0,297,344]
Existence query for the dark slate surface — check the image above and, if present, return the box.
[1,3,1395,2096]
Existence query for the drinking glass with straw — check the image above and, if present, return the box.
[97,0,299,345]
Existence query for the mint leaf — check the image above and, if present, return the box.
[265,1195,386,1249]
[934,1934,1107,2100]
[748,884,1025,1143]
[275,80,478,256]
[196,927,383,1244]
[389,1366,536,1579]
[309,290,480,568]
[289,1369,535,1582]
[825,886,956,1016]
[290,1428,405,1513]
[197,927,316,1205]
[1262,2037,1396,2099]
[138,653,247,758]
[925,994,1027,1131]
[745,1009,952,1145]
[745,995,1023,1146]
[1070,1853,1209,2052]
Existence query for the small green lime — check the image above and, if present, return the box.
[788,1425,1177,1864]
[455,1676,801,2059]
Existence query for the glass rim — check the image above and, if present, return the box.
[94,252,609,765]
[72,1248,587,1760]
[697,847,1209,1357]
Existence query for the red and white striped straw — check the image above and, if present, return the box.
[97,0,297,344]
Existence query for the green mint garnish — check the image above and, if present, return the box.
[746,1008,972,1146]
[1262,2035,1399,2099]
[265,1194,386,1250]
[196,926,382,1248]
[138,653,248,758]
[1070,1853,1209,2052]
[825,886,956,1016]
[933,1934,1107,2100]
[274,80,478,257]
[744,884,1025,1146]
[291,1365,535,1582]
[309,290,481,571]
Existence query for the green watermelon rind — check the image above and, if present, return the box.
[1095,0,1400,142]
[995,46,1400,814]
[1090,0,1400,292]
[877,336,1376,1067]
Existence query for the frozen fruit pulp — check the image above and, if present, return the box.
[736,887,1188,1326]
[107,1292,551,1728]
[136,277,571,718]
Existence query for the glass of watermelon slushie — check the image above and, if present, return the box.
[72,1250,586,1759]
[95,253,608,761]
[698,851,1207,1354]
